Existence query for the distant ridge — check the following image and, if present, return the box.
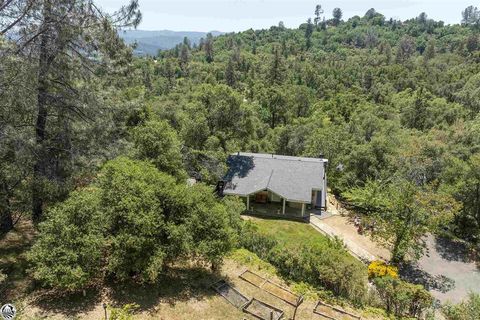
[119,30,224,56]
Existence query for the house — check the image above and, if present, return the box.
[221,152,328,218]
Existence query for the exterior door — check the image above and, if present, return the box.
[315,190,322,208]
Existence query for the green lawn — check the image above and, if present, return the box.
[248,216,333,248]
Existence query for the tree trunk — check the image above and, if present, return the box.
[0,209,13,236]
[32,0,52,223]
[475,182,480,229]
[0,181,14,235]
[391,219,410,264]
[271,111,276,129]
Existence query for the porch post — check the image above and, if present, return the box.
[301,203,305,217]
[282,198,286,215]
[246,195,250,211]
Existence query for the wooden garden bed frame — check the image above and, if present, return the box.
[211,280,250,309]
[242,297,285,320]
[239,270,304,307]
[313,300,361,320]
[211,279,286,320]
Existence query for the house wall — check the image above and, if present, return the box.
[269,191,282,203]
[288,201,302,209]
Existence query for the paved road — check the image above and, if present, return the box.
[406,234,480,304]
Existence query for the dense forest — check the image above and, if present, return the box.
[2,1,480,318]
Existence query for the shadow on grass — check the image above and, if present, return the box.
[0,220,36,300]
[107,266,225,311]
[31,266,226,317]
[399,263,455,293]
[32,288,103,317]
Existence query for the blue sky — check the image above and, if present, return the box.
[97,0,475,32]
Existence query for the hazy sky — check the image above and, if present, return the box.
[97,0,474,32]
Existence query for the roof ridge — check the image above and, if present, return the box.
[234,152,326,163]
[266,169,274,188]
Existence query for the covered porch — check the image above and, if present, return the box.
[243,190,322,220]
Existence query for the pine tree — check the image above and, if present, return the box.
[314,5,324,26]
[251,32,257,54]
[205,33,214,63]
[332,8,343,26]
[424,39,435,61]
[183,36,191,49]
[269,45,285,85]
[180,44,190,74]
[305,18,314,49]
[2,0,141,224]
[225,57,236,87]
[462,6,480,29]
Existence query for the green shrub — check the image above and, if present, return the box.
[132,120,186,179]
[27,187,104,290]
[109,303,139,320]
[239,222,278,259]
[228,248,276,275]
[374,276,433,318]
[443,293,480,320]
[28,157,241,289]
[240,222,368,304]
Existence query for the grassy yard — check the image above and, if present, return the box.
[247,216,333,248]
[245,216,360,265]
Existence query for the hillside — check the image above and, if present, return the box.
[2,3,480,320]
[119,30,224,55]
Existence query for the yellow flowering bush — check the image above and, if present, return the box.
[368,260,398,279]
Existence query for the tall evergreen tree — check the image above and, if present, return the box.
[268,45,285,85]
[183,36,191,49]
[1,0,141,226]
[462,6,480,29]
[225,57,236,87]
[332,8,343,26]
[314,4,324,26]
[424,39,435,61]
[305,18,314,49]
[205,32,214,63]
[180,43,190,74]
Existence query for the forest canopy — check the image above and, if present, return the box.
[1,3,480,314]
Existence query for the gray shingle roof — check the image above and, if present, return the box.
[223,153,327,203]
